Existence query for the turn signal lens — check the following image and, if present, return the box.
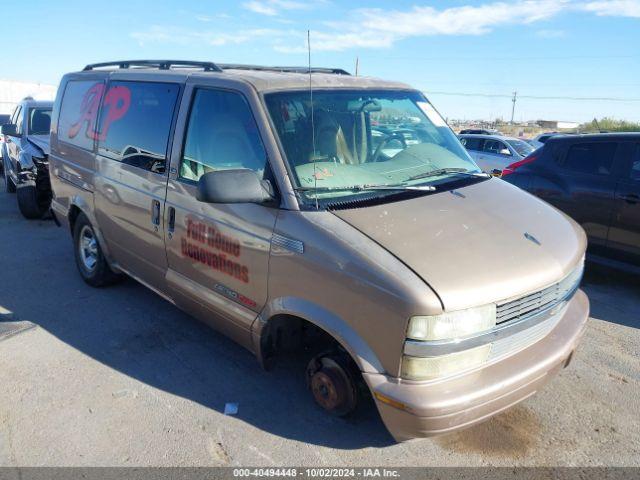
[401,345,492,380]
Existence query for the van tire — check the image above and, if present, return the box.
[16,184,49,219]
[73,213,123,287]
[2,164,16,193]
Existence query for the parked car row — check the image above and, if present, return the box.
[0,59,594,442]
[459,133,535,174]
[1,97,53,218]
[458,131,564,158]
[503,133,640,272]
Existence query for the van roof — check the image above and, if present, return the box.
[76,60,414,93]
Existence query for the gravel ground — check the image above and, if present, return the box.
[0,184,638,467]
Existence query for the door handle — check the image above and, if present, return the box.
[151,200,161,228]
[620,193,639,204]
[167,206,176,238]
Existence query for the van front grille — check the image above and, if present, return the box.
[496,263,584,325]
[489,309,565,360]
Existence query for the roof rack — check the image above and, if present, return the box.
[83,60,222,72]
[218,64,351,75]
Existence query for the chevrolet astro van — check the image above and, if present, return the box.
[49,60,589,441]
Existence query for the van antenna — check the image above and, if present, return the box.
[308,29,319,210]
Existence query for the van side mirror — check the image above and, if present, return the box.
[196,169,274,204]
[1,123,18,137]
[499,148,512,156]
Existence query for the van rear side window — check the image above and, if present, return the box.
[97,81,180,175]
[58,80,105,151]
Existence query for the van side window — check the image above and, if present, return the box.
[179,89,267,182]
[58,80,105,150]
[98,81,179,174]
[563,142,616,176]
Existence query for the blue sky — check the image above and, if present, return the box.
[3,0,639,122]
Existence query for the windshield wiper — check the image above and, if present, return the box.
[406,168,490,182]
[294,183,435,193]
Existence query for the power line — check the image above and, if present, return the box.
[417,80,640,87]
[425,91,640,102]
[358,53,640,62]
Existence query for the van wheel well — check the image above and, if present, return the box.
[260,315,362,376]
[261,315,342,366]
[260,315,366,416]
[68,205,81,236]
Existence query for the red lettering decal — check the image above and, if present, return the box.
[180,221,249,283]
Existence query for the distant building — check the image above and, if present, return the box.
[536,120,580,130]
[0,80,57,114]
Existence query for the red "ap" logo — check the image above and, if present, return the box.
[68,83,131,141]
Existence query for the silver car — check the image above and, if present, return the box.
[459,134,535,174]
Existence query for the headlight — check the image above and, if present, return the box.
[401,345,492,381]
[402,304,496,381]
[406,304,496,341]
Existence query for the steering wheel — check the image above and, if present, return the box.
[370,133,407,162]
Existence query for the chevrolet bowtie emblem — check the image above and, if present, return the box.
[524,232,541,246]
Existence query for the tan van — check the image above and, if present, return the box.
[49,60,589,441]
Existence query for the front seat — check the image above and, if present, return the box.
[313,109,355,165]
[181,114,263,181]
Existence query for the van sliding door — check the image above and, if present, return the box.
[93,80,180,293]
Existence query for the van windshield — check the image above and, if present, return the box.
[265,90,481,205]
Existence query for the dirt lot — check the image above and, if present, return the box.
[0,183,638,467]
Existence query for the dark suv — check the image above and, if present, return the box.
[1,98,53,218]
[502,133,640,271]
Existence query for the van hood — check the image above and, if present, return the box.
[331,178,586,311]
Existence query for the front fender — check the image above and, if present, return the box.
[19,138,47,172]
[253,296,385,374]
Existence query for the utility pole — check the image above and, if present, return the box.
[510,91,517,124]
